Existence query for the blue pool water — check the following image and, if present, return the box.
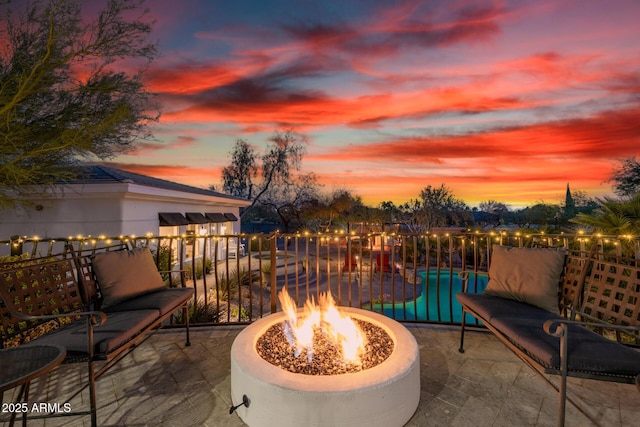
[373,270,488,323]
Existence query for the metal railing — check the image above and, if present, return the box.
[1,232,639,327]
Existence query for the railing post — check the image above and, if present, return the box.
[270,234,278,313]
[10,235,23,256]
[190,235,198,302]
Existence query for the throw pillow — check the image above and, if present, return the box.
[483,245,566,313]
[92,247,166,308]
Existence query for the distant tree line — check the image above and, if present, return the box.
[220,134,640,236]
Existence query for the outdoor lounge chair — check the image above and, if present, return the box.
[374,253,391,273]
[227,240,246,258]
[342,253,358,272]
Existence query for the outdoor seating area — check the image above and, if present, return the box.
[0,245,193,427]
[1,325,639,426]
[458,246,640,426]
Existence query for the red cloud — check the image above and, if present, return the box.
[309,105,640,164]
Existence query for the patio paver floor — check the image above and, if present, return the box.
[2,324,639,426]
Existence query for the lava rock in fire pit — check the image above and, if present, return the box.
[256,319,394,375]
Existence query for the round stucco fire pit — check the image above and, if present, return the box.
[230,307,420,427]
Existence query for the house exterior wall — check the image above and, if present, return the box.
[0,183,248,240]
[0,187,125,239]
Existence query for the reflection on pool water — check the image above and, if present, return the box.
[373,270,488,323]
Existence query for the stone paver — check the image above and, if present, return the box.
[2,324,639,426]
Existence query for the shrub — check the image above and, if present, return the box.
[213,267,258,300]
[261,263,272,274]
[153,245,173,283]
[250,237,267,252]
[0,253,31,266]
[173,299,221,325]
[183,258,213,280]
[231,306,251,322]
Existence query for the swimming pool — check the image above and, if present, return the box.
[372,270,488,323]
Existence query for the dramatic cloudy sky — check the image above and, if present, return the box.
[108,0,640,208]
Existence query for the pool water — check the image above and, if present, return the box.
[373,270,488,323]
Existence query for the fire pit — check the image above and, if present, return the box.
[230,290,420,427]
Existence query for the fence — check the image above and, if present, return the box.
[1,232,639,327]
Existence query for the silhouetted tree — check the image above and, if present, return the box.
[514,203,561,229]
[378,200,399,231]
[478,200,510,227]
[220,130,318,221]
[220,139,258,198]
[564,183,576,217]
[609,157,640,197]
[260,172,320,233]
[400,184,471,232]
[303,189,362,232]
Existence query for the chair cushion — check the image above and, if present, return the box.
[91,247,166,308]
[29,310,159,355]
[491,316,640,376]
[483,246,565,313]
[456,293,562,323]
[104,287,193,316]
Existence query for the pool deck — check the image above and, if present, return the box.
[3,324,639,426]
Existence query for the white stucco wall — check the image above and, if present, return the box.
[0,183,249,240]
[0,187,124,238]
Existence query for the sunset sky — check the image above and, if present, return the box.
[108,0,640,208]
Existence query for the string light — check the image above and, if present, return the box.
[2,231,639,255]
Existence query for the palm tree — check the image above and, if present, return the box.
[570,193,640,235]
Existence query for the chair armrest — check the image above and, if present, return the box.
[8,309,107,327]
[545,318,640,393]
[543,318,640,336]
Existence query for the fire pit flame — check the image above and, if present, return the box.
[278,287,367,365]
